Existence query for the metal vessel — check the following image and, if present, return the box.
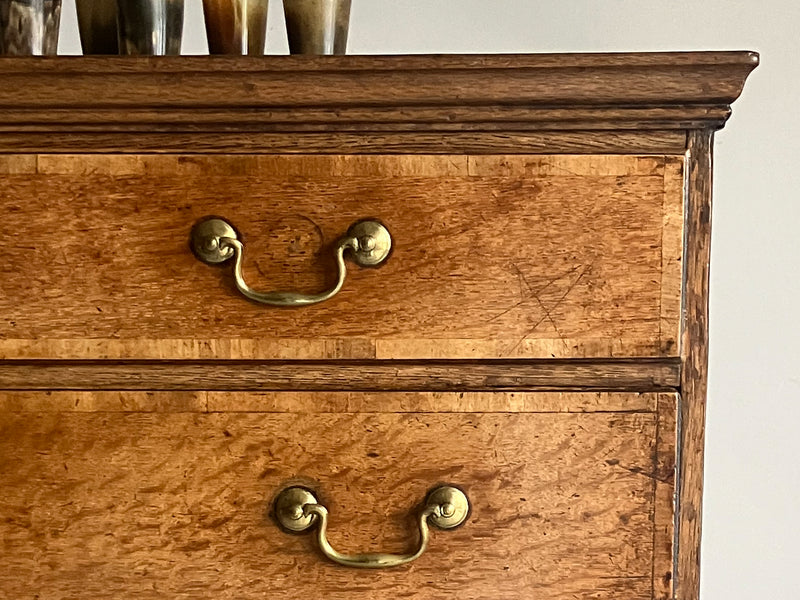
[0,0,61,55]
[116,0,184,55]
[283,0,350,55]
[76,0,119,54]
[203,0,269,55]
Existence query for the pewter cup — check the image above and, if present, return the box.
[76,0,118,54]
[0,0,61,55]
[282,0,350,55]
[203,0,268,55]
[116,0,184,55]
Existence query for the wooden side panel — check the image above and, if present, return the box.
[676,131,714,600]
[0,154,684,360]
[0,391,678,600]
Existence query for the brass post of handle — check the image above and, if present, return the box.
[273,486,470,569]
[190,217,392,307]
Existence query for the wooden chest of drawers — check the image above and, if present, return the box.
[0,53,756,599]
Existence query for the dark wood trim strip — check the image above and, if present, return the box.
[676,130,714,600]
[0,53,759,108]
[0,358,680,392]
[0,105,731,131]
[0,51,760,74]
[0,130,688,155]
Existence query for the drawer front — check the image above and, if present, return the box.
[0,154,683,360]
[0,391,676,599]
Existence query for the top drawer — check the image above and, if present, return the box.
[0,154,683,360]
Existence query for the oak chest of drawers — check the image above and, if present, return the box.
[0,53,756,599]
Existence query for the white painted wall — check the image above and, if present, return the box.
[56,2,800,598]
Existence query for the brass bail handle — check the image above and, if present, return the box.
[274,486,469,569]
[191,217,392,307]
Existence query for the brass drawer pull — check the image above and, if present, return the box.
[191,217,391,307]
[274,485,469,569]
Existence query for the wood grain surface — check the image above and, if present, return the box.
[0,52,761,600]
[0,154,683,361]
[0,358,681,392]
[676,131,714,600]
[0,391,677,600]
[0,52,758,153]
[0,390,661,414]
[653,395,678,599]
[0,130,690,156]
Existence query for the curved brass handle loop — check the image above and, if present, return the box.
[191,217,392,307]
[274,486,469,569]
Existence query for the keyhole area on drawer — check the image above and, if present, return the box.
[243,214,329,291]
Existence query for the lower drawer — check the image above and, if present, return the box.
[0,391,676,600]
